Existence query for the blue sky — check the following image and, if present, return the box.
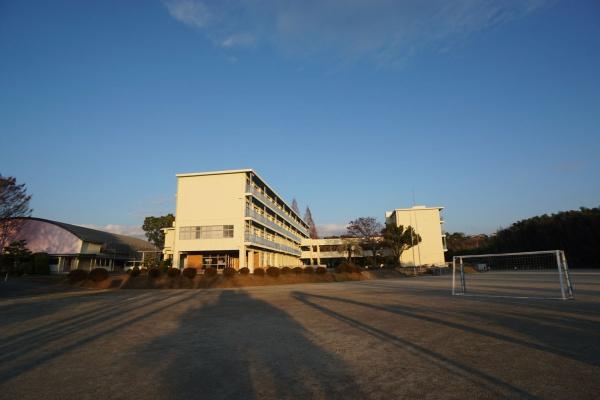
[1,0,599,237]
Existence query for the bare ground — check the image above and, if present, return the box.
[1,271,599,399]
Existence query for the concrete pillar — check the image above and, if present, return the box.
[248,250,254,272]
[317,244,321,266]
[239,246,246,269]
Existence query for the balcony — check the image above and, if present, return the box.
[244,233,302,256]
[245,208,301,243]
[246,184,309,236]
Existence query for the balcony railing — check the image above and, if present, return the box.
[245,208,301,243]
[244,233,302,256]
[246,184,310,236]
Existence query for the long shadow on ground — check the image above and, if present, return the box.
[133,290,364,400]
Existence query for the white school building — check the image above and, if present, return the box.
[163,169,447,271]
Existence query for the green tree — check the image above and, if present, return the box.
[142,214,175,248]
[484,206,600,268]
[33,252,50,274]
[0,175,33,252]
[3,240,32,273]
[381,223,421,267]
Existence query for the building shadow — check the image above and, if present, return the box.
[133,290,364,400]
[292,291,600,368]
[0,291,197,384]
[291,291,541,399]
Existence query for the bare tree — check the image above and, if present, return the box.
[304,206,319,239]
[291,198,300,215]
[347,217,383,267]
[0,175,32,253]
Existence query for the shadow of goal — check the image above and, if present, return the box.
[452,250,574,300]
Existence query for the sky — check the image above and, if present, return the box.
[1,0,599,238]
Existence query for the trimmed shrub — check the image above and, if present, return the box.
[203,267,217,277]
[182,267,197,279]
[266,267,280,277]
[352,265,363,273]
[316,266,327,274]
[89,268,109,282]
[303,267,315,274]
[253,267,265,276]
[130,266,141,277]
[68,269,88,283]
[281,266,292,274]
[160,264,169,274]
[33,253,50,274]
[292,267,304,274]
[336,263,358,273]
[21,261,34,275]
[148,268,161,279]
[167,268,180,277]
[223,267,237,277]
[239,267,250,275]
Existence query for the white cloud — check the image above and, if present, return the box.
[317,223,348,237]
[165,0,211,28]
[221,32,256,48]
[81,224,146,239]
[163,0,550,65]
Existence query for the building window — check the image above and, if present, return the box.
[179,225,234,240]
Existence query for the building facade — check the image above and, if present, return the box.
[3,217,157,273]
[301,206,447,268]
[164,170,447,270]
[385,206,447,266]
[164,169,310,271]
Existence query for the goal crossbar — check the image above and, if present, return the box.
[452,250,574,300]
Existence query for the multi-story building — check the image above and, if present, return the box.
[301,206,447,267]
[164,169,310,271]
[163,169,447,270]
[385,206,447,266]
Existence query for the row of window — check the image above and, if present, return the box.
[246,176,307,233]
[180,225,234,240]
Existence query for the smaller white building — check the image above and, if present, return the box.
[385,206,447,266]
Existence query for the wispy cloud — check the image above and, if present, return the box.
[164,0,550,65]
[165,0,211,28]
[81,224,146,239]
[221,32,256,48]
[317,223,347,237]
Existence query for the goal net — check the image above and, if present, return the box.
[452,250,574,300]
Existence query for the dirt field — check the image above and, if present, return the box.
[1,271,599,399]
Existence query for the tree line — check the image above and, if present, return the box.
[446,207,600,268]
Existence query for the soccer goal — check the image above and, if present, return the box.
[452,250,574,300]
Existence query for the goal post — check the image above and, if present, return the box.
[452,250,574,300]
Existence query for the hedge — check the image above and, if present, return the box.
[68,269,88,283]
[182,268,197,279]
[89,268,109,282]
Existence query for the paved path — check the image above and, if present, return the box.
[1,272,599,399]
